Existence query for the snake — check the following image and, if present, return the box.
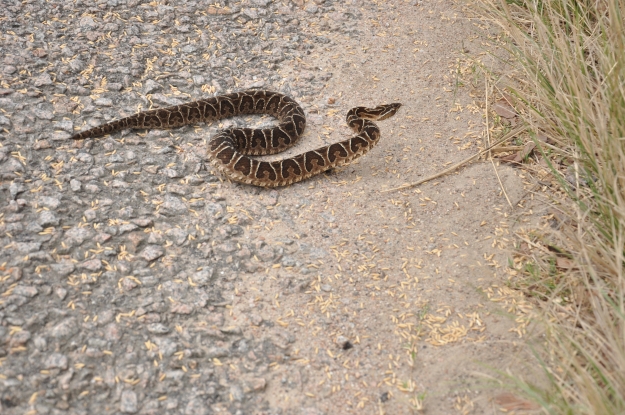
[69,90,401,187]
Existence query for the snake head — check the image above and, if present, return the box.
[377,103,402,120]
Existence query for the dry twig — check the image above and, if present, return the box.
[381,125,528,193]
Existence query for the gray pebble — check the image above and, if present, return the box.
[39,196,60,209]
[9,182,25,199]
[48,318,78,340]
[192,268,214,285]
[94,98,113,107]
[184,399,209,415]
[140,245,165,262]
[51,261,75,277]
[13,285,38,298]
[44,353,69,370]
[33,73,53,87]
[38,210,59,227]
[120,390,138,414]
[53,120,74,132]
[16,242,42,253]
[64,227,94,247]
[146,323,170,334]
[0,115,12,127]
[70,179,82,192]
[162,195,187,215]
[55,287,68,300]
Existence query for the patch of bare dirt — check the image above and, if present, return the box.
[226,1,546,414]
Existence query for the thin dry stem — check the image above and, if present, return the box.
[381,125,528,194]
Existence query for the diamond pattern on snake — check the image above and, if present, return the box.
[70,90,401,187]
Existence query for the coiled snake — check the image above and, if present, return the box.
[70,90,401,187]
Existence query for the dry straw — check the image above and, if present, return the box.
[477,0,625,413]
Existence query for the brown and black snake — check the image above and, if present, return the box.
[70,90,401,187]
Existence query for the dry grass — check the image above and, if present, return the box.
[476,0,625,413]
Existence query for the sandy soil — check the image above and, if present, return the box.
[226,1,542,414]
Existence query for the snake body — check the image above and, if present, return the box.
[70,90,401,187]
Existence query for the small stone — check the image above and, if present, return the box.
[95,232,113,244]
[94,98,113,106]
[13,285,38,298]
[161,194,187,215]
[166,183,187,195]
[242,376,266,393]
[51,131,72,141]
[191,268,214,286]
[0,115,12,127]
[70,179,82,192]
[249,313,263,326]
[147,232,164,244]
[84,209,97,221]
[103,323,122,342]
[33,72,53,87]
[53,119,74,132]
[33,140,52,150]
[126,232,145,250]
[230,384,245,402]
[107,82,123,91]
[39,196,61,209]
[120,276,139,291]
[38,210,60,227]
[143,79,162,94]
[216,242,237,254]
[3,65,16,74]
[16,242,42,253]
[85,184,100,193]
[143,165,159,174]
[51,261,75,277]
[147,323,170,334]
[78,259,102,271]
[79,16,98,28]
[171,303,194,314]
[131,218,153,227]
[111,179,128,188]
[119,223,139,234]
[167,228,188,245]
[49,318,79,340]
[1,157,24,174]
[9,182,25,199]
[9,330,31,347]
[120,390,138,414]
[242,8,258,19]
[44,353,69,370]
[256,245,275,262]
[184,399,208,415]
[56,287,68,300]
[164,168,182,178]
[140,245,164,262]
[64,227,94,247]
[86,31,103,41]
[221,326,242,335]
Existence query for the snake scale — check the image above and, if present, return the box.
[70,90,401,187]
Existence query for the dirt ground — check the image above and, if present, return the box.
[230,1,542,414]
[0,0,547,414]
